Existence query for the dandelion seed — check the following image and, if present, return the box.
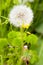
[9,5,34,28]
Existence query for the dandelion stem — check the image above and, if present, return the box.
[20,26,24,52]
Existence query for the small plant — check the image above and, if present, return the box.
[0,30,38,65]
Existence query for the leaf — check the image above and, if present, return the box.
[12,38,22,47]
[8,31,27,44]
[26,34,38,45]
[8,31,17,39]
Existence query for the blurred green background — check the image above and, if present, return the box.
[0,0,43,65]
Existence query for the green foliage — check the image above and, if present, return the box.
[35,38,43,65]
[25,34,38,45]
[0,0,43,65]
[7,31,38,65]
[13,0,19,5]
[0,38,8,51]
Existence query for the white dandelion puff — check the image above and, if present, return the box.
[9,5,34,27]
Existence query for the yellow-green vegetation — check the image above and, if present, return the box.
[0,0,43,65]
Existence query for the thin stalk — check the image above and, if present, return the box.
[26,62,28,65]
[0,16,9,25]
[10,24,13,31]
[0,16,8,20]
[2,20,8,25]
[20,26,24,52]
[0,55,3,65]
[25,60,28,65]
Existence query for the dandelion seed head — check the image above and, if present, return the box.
[9,5,34,28]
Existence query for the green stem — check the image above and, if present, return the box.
[0,55,3,65]
[0,16,8,20]
[9,24,13,31]
[20,26,24,52]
